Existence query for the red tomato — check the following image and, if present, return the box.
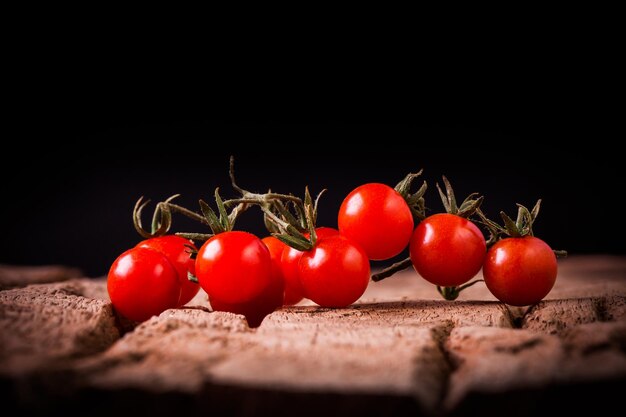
[260,236,287,311]
[196,231,272,304]
[136,235,199,306]
[281,247,306,305]
[107,247,181,322]
[208,236,285,327]
[483,236,557,306]
[338,183,413,260]
[262,236,288,282]
[298,235,370,308]
[410,213,486,287]
[280,227,339,305]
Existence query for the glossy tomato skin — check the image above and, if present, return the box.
[209,236,285,327]
[281,247,306,305]
[260,236,287,311]
[196,231,272,305]
[280,227,339,305]
[338,183,413,260]
[262,236,288,282]
[298,235,370,308]
[137,235,199,306]
[483,236,557,306]
[107,247,181,322]
[410,213,486,287]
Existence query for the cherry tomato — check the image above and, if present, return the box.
[483,236,557,306]
[280,247,306,305]
[136,235,199,306]
[196,231,272,304]
[410,213,486,287]
[107,247,181,322]
[280,227,339,305]
[260,236,287,312]
[262,236,288,283]
[298,235,370,308]
[208,236,285,327]
[338,183,413,260]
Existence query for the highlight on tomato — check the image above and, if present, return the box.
[339,183,413,260]
[410,213,486,288]
[338,172,426,261]
[107,247,181,322]
[298,234,371,308]
[484,236,557,306]
[195,231,273,305]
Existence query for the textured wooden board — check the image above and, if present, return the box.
[1,256,625,416]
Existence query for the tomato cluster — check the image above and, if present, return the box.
[108,236,199,322]
[200,226,370,321]
[107,160,563,326]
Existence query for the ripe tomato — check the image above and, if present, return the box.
[262,236,288,283]
[410,213,486,287]
[338,183,413,260]
[483,236,557,306]
[298,235,370,308]
[107,247,181,322]
[280,227,339,305]
[281,247,306,305]
[136,235,199,306]
[195,231,272,304]
[208,236,285,327]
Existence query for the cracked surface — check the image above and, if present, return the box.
[1,256,625,416]
[0,280,119,375]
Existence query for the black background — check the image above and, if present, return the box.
[2,122,622,277]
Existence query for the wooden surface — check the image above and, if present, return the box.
[1,255,625,416]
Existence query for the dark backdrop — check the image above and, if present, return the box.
[2,122,621,277]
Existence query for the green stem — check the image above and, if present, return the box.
[163,203,208,225]
[223,194,302,207]
[228,155,315,251]
[151,204,162,235]
[176,232,214,241]
[437,279,484,301]
[371,258,413,282]
[261,205,293,231]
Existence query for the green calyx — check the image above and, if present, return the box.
[436,176,484,218]
[395,170,427,222]
[261,186,325,251]
[137,156,322,247]
[476,200,567,257]
[434,179,486,301]
[477,200,541,244]
[437,279,484,301]
[224,156,323,251]
[198,187,243,235]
